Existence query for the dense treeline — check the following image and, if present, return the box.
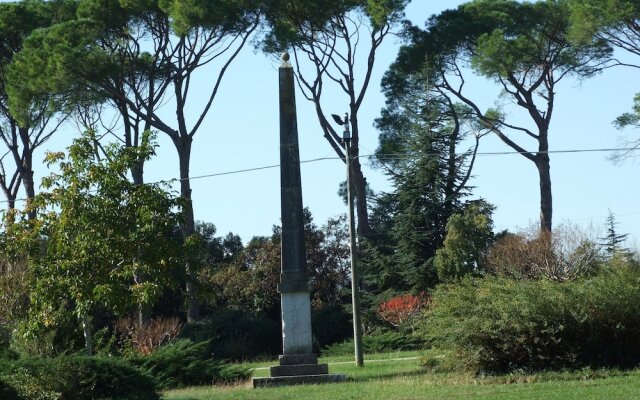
[1,0,640,397]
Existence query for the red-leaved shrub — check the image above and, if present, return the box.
[378,293,430,330]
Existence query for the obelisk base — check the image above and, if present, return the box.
[253,354,346,388]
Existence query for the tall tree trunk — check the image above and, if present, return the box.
[177,138,199,322]
[348,113,370,238]
[22,166,35,220]
[131,163,151,325]
[82,314,93,356]
[352,159,369,237]
[536,153,552,233]
[19,127,36,220]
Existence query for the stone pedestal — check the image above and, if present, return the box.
[253,353,346,388]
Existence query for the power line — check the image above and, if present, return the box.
[161,146,640,184]
[374,147,637,159]
[0,146,637,206]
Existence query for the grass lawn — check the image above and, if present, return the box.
[164,352,640,400]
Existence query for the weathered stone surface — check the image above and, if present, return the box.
[281,292,313,355]
[278,271,311,293]
[279,353,318,365]
[253,374,347,388]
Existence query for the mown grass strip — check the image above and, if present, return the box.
[164,353,640,400]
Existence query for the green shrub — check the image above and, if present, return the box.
[321,331,425,357]
[0,325,17,360]
[0,356,159,400]
[181,310,280,360]
[9,313,84,358]
[423,268,640,373]
[129,339,250,390]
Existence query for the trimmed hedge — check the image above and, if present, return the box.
[0,356,159,400]
[423,267,640,373]
[129,339,251,390]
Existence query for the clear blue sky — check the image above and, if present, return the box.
[28,0,640,248]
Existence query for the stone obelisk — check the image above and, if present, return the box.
[253,53,345,388]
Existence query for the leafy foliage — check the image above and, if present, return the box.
[377,292,429,330]
[423,265,640,373]
[600,210,629,256]
[16,131,183,353]
[0,378,21,400]
[311,304,353,351]
[434,200,495,281]
[370,63,481,291]
[202,210,350,316]
[386,0,613,232]
[0,0,75,208]
[0,252,29,329]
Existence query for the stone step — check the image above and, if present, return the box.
[253,373,347,388]
[279,353,318,365]
[270,363,328,377]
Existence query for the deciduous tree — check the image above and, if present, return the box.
[8,0,261,322]
[21,131,182,355]
[569,0,640,159]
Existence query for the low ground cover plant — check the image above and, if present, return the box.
[129,339,251,390]
[322,330,425,357]
[0,356,159,400]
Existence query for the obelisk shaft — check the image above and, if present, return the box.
[278,57,312,356]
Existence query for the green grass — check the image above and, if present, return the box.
[163,352,640,400]
[241,350,422,372]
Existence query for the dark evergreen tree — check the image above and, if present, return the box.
[369,67,481,291]
[601,210,629,256]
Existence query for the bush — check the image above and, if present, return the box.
[0,356,159,400]
[129,339,250,390]
[181,310,280,360]
[377,293,430,331]
[484,224,601,281]
[321,331,425,357]
[0,325,17,360]
[9,312,84,358]
[423,267,640,373]
[116,316,183,355]
[0,257,30,326]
